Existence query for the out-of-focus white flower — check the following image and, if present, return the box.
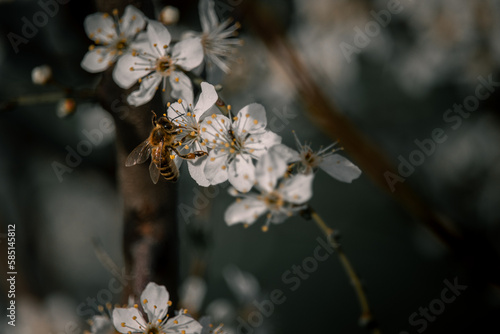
[159,6,180,25]
[113,20,203,106]
[223,265,260,304]
[167,82,218,186]
[81,6,146,73]
[88,314,115,334]
[32,65,52,85]
[197,0,242,73]
[224,149,314,230]
[112,282,202,334]
[200,103,281,192]
[56,98,76,118]
[271,132,361,183]
[180,276,207,314]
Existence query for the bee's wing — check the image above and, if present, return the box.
[149,159,160,184]
[125,141,151,167]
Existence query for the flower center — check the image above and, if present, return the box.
[115,38,128,50]
[264,191,284,211]
[145,324,160,334]
[155,56,174,75]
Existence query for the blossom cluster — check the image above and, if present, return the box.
[81,1,240,106]
[81,1,361,231]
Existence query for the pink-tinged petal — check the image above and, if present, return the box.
[127,74,162,106]
[204,149,229,185]
[246,131,282,158]
[269,144,300,163]
[228,154,255,193]
[280,174,314,204]
[193,82,218,121]
[140,282,170,322]
[255,151,288,193]
[234,103,267,135]
[113,52,149,88]
[121,5,146,38]
[224,197,267,226]
[112,307,146,333]
[169,71,193,105]
[198,0,219,33]
[188,156,210,187]
[319,154,362,183]
[147,20,172,51]
[81,47,115,73]
[166,314,202,334]
[84,12,115,44]
[172,37,204,71]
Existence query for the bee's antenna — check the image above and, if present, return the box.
[151,110,157,126]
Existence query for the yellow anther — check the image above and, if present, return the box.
[134,304,139,308]
[221,165,227,170]
[184,145,189,150]
[143,299,148,304]
[225,143,229,148]
[167,102,171,107]
[170,155,175,160]
[210,157,215,161]
[253,120,258,124]
[245,114,250,118]
[211,114,217,119]
[129,67,134,71]
[112,9,118,16]
[190,131,196,136]
[178,99,182,103]
[175,77,179,82]
[207,120,212,125]
[163,44,168,49]
[132,316,137,320]
[89,45,95,51]
[244,223,249,228]
[233,117,238,121]
[228,105,232,110]
[202,127,206,132]
[121,322,126,327]
[262,226,269,232]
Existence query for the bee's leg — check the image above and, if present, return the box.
[170,147,208,160]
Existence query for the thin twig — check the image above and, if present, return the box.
[304,207,380,334]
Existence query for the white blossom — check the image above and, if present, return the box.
[200,103,281,192]
[167,82,218,186]
[271,132,362,183]
[113,20,204,106]
[81,6,146,73]
[224,149,314,230]
[159,6,180,26]
[196,0,242,73]
[112,282,202,334]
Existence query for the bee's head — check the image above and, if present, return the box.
[157,116,175,131]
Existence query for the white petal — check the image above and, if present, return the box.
[166,314,202,334]
[228,154,255,193]
[246,131,282,158]
[127,74,162,106]
[140,282,170,322]
[84,13,115,44]
[255,151,288,193]
[81,47,115,73]
[198,0,219,32]
[269,144,300,163]
[167,102,187,121]
[169,71,193,105]
[224,197,267,226]
[121,5,146,38]
[319,154,362,183]
[280,174,314,204]
[112,307,146,333]
[172,37,204,71]
[193,82,218,121]
[147,20,172,50]
[113,52,148,88]
[234,103,267,135]
[200,114,231,147]
[204,149,229,185]
[188,156,210,187]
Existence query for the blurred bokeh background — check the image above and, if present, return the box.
[1,0,500,333]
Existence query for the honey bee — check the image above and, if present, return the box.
[125,111,208,183]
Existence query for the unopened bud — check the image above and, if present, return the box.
[159,6,180,25]
[56,98,76,118]
[32,65,52,85]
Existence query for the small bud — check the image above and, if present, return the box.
[56,98,76,118]
[31,65,52,85]
[159,6,180,25]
